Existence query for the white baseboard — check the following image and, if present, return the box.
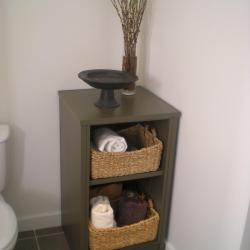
[166,242,176,250]
[18,211,61,232]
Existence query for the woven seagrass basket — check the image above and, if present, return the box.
[91,124,163,179]
[89,200,159,250]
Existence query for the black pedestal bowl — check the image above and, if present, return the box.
[78,69,138,108]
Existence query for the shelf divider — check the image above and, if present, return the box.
[90,170,164,186]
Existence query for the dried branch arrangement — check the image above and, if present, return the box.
[111,0,147,57]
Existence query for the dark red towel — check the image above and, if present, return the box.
[117,191,148,226]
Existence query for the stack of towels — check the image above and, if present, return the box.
[90,183,123,214]
[93,128,127,152]
[90,184,149,229]
[90,196,116,229]
[116,190,148,227]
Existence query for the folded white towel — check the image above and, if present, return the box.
[90,196,110,207]
[94,128,127,152]
[90,196,116,229]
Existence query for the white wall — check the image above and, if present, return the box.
[0,1,10,122]
[143,1,250,250]
[0,0,126,231]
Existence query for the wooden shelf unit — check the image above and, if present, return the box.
[59,86,180,250]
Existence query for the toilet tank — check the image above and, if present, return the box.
[0,125,10,192]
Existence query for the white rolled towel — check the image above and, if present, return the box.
[90,196,110,207]
[94,128,127,152]
[90,196,116,229]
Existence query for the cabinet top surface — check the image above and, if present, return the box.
[59,86,180,125]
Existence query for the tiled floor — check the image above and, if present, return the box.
[15,227,70,250]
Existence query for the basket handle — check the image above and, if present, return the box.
[145,125,157,137]
[148,199,154,209]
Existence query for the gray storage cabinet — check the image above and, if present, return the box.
[59,87,180,250]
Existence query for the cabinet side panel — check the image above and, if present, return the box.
[150,118,179,242]
[163,117,180,240]
[144,120,170,242]
[59,98,82,250]
[80,126,90,249]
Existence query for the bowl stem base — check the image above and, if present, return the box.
[95,89,120,109]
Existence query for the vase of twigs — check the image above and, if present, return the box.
[111,0,147,95]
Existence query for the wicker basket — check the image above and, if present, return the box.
[89,200,159,250]
[91,124,163,179]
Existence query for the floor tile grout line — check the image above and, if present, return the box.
[36,232,64,238]
[34,230,41,250]
[17,236,36,241]
[18,230,36,241]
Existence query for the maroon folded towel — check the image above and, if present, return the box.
[116,191,148,227]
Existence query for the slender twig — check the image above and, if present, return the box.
[111,0,147,57]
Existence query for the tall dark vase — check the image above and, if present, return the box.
[122,55,137,95]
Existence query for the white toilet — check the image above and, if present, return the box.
[0,125,18,250]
